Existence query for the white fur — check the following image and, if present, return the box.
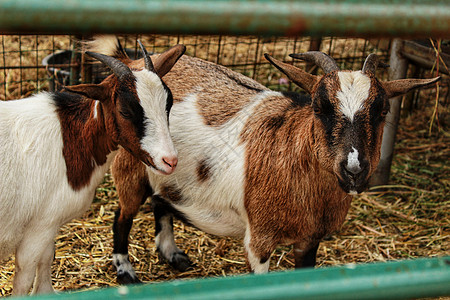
[346,146,361,174]
[337,71,371,122]
[149,91,277,238]
[85,35,121,57]
[113,254,138,279]
[134,70,177,175]
[93,100,99,119]
[244,229,270,273]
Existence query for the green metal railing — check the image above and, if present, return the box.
[16,257,450,299]
[0,0,449,37]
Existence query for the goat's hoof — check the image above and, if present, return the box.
[169,251,193,272]
[117,271,142,285]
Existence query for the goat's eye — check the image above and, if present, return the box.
[313,106,321,115]
[381,109,389,117]
[120,111,132,119]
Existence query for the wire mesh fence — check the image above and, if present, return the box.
[1,35,447,115]
[0,35,393,97]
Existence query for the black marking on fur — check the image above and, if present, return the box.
[300,244,319,268]
[113,208,134,254]
[116,76,147,140]
[152,194,192,228]
[141,183,154,205]
[368,88,389,148]
[313,83,337,146]
[52,92,90,124]
[281,91,312,107]
[162,81,173,120]
[157,248,193,272]
[259,256,270,265]
[61,88,93,99]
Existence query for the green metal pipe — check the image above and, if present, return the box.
[0,0,449,37]
[17,257,450,299]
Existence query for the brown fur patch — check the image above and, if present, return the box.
[241,93,351,259]
[160,184,183,203]
[196,159,212,182]
[112,149,151,219]
[56,92,118,190]
[192,61,266,126]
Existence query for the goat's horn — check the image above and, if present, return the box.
[85,51,133,80]
[138,40,155,72]
[362,53,390,74]
[289,51,339,74]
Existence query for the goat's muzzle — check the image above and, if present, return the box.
[337,159,370,194]
[142,154,177,175]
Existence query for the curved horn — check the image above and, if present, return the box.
[138,40,155,72]
[85,51,132,80]
[362,53,390,75]
[289,51,339,74]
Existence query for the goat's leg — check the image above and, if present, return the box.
[112,208,141,284]
[111,150,151,284]
[293,242,319,268]
[243,227,275,274]
[31,241,55,294]
[153,195,191,271]
[13,229,55,295]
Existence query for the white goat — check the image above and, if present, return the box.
[0,42,185,294]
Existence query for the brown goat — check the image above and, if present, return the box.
[90,36,439,283]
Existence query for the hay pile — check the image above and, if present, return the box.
[0,35,448,297]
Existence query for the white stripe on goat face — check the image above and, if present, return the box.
[93,100,99,119]
[133,70,177,172]
[336,71,371,122]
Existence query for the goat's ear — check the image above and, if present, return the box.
[62,83,109,102]
[152,44,186,78]
[264,54,320,94]
[382,77,440,98]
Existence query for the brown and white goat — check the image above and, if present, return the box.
[99,37,439,283]
[0,42,185,295]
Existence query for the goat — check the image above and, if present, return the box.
[0,42,185,295]
[96,36,439,283]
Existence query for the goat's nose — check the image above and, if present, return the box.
[162,156,178,169]
[345,163,362,175]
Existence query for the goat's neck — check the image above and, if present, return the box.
[56,95,118,190]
